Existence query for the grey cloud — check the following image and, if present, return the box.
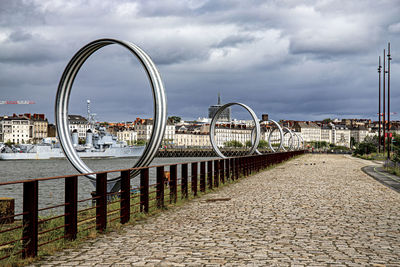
[0,0,399,123]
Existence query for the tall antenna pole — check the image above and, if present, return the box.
[383,49,386,155]
[387,42,391,160]
[378,56,382,153]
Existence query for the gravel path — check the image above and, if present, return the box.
[34,154,400,266]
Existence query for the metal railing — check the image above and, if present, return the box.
[0,151,304,261]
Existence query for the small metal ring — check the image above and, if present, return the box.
[267,120,284,152]
[209,103,260,159]
[292,132,301,150]
[55,39,167,182]
[282,127,294,151]
[298,134,305,149]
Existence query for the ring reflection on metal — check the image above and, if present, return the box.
[293,132,301,150]
[266,120,284,152]
[298,134,305,149]
[282,127,294,151]
[250,128,262,155]
[210,103,260,159]
[55,38,167,182]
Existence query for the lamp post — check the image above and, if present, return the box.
[378,56,382,153]
[387,42,392,160]
[383,49,386,155]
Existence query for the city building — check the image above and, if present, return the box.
[68,115,91,140]
[294,121,321,142]
[0,115,33,144]
[208,93,231,122]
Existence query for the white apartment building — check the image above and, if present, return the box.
[32,115,48,143]
[214,124,252,147]
[174,133,210,147]
[1,116,33,144]
[294,122,321,142]
[116,129,137,145]
[136,119,175,144]
[332,124,351,147]
[350,126,369,144]
[68,115,91,139]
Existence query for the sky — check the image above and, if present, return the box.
[0,0,399,123]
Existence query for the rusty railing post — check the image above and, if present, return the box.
[225,158,230,181]
[156,166,165,209]
[208,160,213,190]
[191,162,198,196]
[220,159,225,184]
[65,176,78,240]
[170,165,177,203]
[140,168,149,212]
[214,160,219,188]
[235,158,239,179]
[96,172,107,232]
[200,162,206,192]
[120,170,130,224]
[181,163,188,199]
[22,180,38,258]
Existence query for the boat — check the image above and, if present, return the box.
[0,127,145,160]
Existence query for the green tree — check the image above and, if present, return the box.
[168,116,181,124]
[353,136,378,156]
[224,140,243,148]
[245,140,269,148]
[135,139,147,146]
[322,118,333,124]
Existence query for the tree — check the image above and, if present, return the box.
[322,118,333,124]
[135,139,147,146]
[168,116,181,124]
[245,140,269,148]
[353,136,378,156]
[224,140,243,148]
[350,137,356,148]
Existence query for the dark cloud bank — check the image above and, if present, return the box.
[0,0,399,122]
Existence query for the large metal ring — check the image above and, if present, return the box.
[267,120,284,152]
[209,103,260,159]
[55,38,167,183]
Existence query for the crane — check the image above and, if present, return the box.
[0,100,35,104]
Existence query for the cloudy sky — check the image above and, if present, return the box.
[0,0,399,123]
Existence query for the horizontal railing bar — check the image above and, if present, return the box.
[0,248,25,261]
[0,224,24,234]
[38,203,67,212]
[38,224,67,236]
[38,235,66,248]
[78,206,98,214]
[79,225,96,233]
[78,196,99,203]
[0,211,28,221]
[38,214,67,224]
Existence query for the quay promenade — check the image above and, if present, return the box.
[33,154,400,266]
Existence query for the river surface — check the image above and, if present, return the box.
[0,157,215,215]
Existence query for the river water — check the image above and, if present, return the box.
[0,157,215,215]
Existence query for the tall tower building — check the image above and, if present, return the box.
[208,93,231,122]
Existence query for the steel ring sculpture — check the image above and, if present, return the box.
[267,120,284,152]
[281,127,294,151]
[210,103,260,159]
[252,119,284,153]
[55,38,167,183]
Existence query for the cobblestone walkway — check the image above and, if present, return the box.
[34,154,400,266]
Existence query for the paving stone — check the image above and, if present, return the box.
[31,155,400,266]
